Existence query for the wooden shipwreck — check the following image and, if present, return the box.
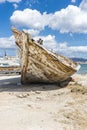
[12,27,80,84]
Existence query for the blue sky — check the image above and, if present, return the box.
[0,0,87,58]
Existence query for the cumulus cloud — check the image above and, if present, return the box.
[34,35,58,51]
[41,37,87,57]
[0,0,21,9]
[33,34,87,57]
[0,36,16,48]
[49,5,87,33]
[23,29,40,36]
[10,0,87,34]
[10,9,51,30]
[80,0,87,11]
[58,42,87,53]
[0,33,87,58]
[58,43,87,58]
[0,0,21,3]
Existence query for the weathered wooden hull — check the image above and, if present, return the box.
[12,28,79,84]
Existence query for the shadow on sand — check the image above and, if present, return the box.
[0,75,72,92]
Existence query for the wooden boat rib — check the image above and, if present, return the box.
[11,27,80,84]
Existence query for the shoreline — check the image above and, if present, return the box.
[77,62,87,64]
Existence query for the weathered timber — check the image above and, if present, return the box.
[11,27,80,84]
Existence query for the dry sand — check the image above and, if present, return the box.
[0,74,87,130]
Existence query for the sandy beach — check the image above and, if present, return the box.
[0,74,87,130]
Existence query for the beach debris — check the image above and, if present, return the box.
[27,104,33,108]
[36,97,42,100]
[37,38,43,45]
[70,85,87,94]
[35,91,41,94]
[11,27,80,84]
[16,93,30,98]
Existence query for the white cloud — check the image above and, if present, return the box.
[0,36,16,48]
[0,33,87,58]
[10,9,51,30]
[33,34,87,56]
[58,42,87,53]
[13,3,18,9]
[49,5,87,33]
[0,0,21,3]
[23,29,40,36]
[34,35,58,51]
[58,45,87,58]
[0,0,21,9]
[80,0,87,11]
[10,0,87,34]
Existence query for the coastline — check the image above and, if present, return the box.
[77,62,87,64]
[0,73,87,130]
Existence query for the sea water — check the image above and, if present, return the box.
[77,64,87,74]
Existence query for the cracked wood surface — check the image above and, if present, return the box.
[12,27,78,84]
